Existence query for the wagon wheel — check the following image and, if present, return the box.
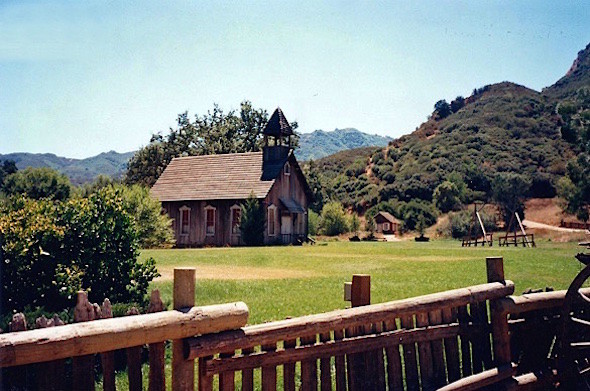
[558,263,590,389]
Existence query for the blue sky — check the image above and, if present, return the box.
[1,1,589,158]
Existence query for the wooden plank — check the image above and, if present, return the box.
[468,303,483,374]
[442,307,461,383]
[282,340,296,391]
[186,281,514,360]
[0,301,248,368]
[383,320,403,391]
[458,306,472,377]
[400,315,419,391]
[72,291,97,391]
[333,329,347,391]
[475,302,493,369]
[373,322,387,391]
[173,268,196,391]
[416,312,435,391]
[35,314,66,391]
[147,291,166,391]
[429,309,447,388]
[126,307,143,391]
[198,356,213,391]
[99,299,116,391]
[438,363,515,391]
[261,343,277,391]
[242,347,255,391]
[351,274,371,390]
[498,288,590,315]
[300,334,318,391]
[219,351,235,391]
[319,332,332,391]
[7,313,31,391]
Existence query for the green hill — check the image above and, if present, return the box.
[297,128,391,161]
[324,43,589,212]
[0,150,134,185]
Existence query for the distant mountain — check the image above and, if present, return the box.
[0,150,134,185]
[296,128,392,161]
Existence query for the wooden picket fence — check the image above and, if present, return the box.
[0,258,580,390]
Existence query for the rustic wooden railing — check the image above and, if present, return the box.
[1,257,581,390]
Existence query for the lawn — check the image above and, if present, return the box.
[142,240,585,325]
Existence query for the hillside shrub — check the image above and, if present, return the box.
[319,202,349,236]
[433,181,463,213]
[397,200,438,231]
[0,187,159,315]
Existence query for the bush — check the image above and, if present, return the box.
[433,181,463,213]
[308,210,320,236]
[0,187,159,315]
[319,202,349,236]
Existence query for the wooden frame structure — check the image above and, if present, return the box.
[499,211,536,247]
[1,258,581,390]
[462,202,493,247]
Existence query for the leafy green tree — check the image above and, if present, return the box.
[434,99,452,119]
[126,101,298,186]
[491,173,531,226]
[0,187,159,315]
[319,202,349,236]
[240,193,265,245]
[304,160,327,213]
[3,167,71,201]
[433,181,463,213]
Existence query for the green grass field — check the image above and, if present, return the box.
[142,240,585,325]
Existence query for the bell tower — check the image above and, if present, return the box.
[263,107,294,162]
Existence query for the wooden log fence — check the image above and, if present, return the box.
[0,258,583,390]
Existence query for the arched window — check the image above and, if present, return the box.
[268,204,277,236]
[284,162,291,176]
[230,204,241,235]
[204,205,216,236]
[179,205,191,236]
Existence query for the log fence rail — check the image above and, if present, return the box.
[0,257,582,390]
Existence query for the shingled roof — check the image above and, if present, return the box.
[150,152,283,202]
[263,107,293,137]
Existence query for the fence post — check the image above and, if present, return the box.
[486,257,511,366]
[172,268,196,391]
[346,274,371,390]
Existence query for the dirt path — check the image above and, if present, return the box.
[523,219,588,233]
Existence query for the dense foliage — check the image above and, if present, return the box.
[126,101,298,187]
[319,202,349,236]
[0,160,17,192]
[240,193,265,246]
[0,187,159,315]
[3,167,72,201]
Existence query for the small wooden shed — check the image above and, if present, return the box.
[374,211,399,234]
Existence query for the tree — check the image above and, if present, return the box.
[240,193,265,245]
[126,101,298,186]
[3,167,71,201]
[397,200,438,231]
[319,202,349,236]
[308,210,320,236]
[558,155,590,222]
[433,181,463,213]
[450,96,465,113]
[491,173,531,226]
[434,99,452,119]
[0,187,159,315]
[304,160,327,213]
[349,213,361,236]
[0,160,17,191]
